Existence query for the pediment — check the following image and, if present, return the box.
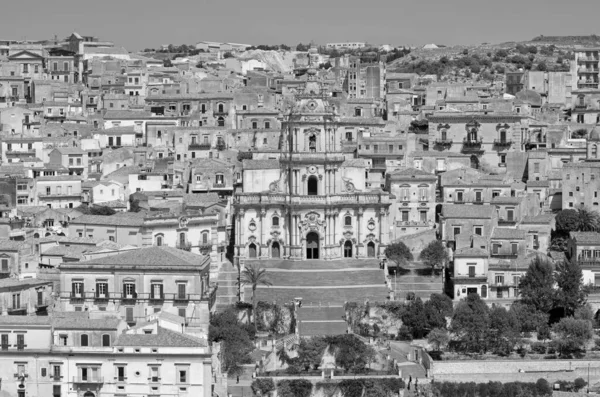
[9,50,44,60]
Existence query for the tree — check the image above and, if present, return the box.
[450,294,490,353]
[419,240,449,275]
[385,241,413,268]
[574,377,588,392]
[578,207,600,231]
[251,378,275,396]
[537,61,548,71]
[223,51,234,59]
[129,196,141,212]
[239,264,272,328]
[487,306,521,356]
[423,293,453,330]
[509,302,548,333]
[326,335,375,373]
[551,317,593,357]
[277,379,313,397]
[297,337,328,370]
[555,260,588,317]
[401,297,429,338]
[79,205,116,216]
[427,328,449,351]
[535,378,552,396]
[163,59,173,67]
[209,308,254,375]
[518,255,555,313]
[556,209,579,232]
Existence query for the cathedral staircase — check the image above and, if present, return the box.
[243,258,390,306]
[214,260,240,312]
[297,305,348,336]
[390,261,443,301]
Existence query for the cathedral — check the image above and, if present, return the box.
[233,67,391,261]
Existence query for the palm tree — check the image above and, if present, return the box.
[239,264,272,328]
[578,207,600,232]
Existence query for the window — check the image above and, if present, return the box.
[53,385,61,397]
[419,187,428,201]
[72,281,83,297]
[453,227,461,236]
[474,226,483,236]
[202,232,209,244]
[156,235,163,246]
[149,366,160,382]
[178,308,187,318]
[215,174,224,185]
[344,216,352,226]
[401,211,409,222]
[17,334,24,350]
[1,258,8,272]
[177,283,187,299]
[125,307,134,323]
[492,244,500,255]
[102,334,110,347]
[12,293,20,309]
[123,282,136,298]
[475,191,482,203]
[59,335,67,346]
[495,274,505,285]
[179,369,188,383]
[468,266,476,278]
[420,211,427,223]
[80,334,89,347]
[533,162,540,173]
[265,121,271,129]
[506,209,514,221]
[116,366,125,382]
[53,365,61,379]
[511,243,518,255]
[1,334,8,349]
[272,216,279,226]
[151,282,163,300]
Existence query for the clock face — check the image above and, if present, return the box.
[306,101,318,111]
[308,166,317,174]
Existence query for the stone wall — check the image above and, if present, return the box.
[432,359,600,376]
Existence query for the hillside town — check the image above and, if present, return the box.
[2,33,600,397]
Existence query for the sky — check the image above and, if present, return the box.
[2,0,599,51]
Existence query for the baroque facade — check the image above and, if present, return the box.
[234,70,391,261]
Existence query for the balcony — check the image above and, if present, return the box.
[35,297,50,308]
[94,293,109,304]
[453,275,488,284]
[493,139,512,148]
[121,294,137,305]
[73,377,104,384]
[149,294,164,304]
[578,68,599,74]
[213,111,228,117]
[69,293,85,304]
[462,137,483,151]
[213,182,226,188]
[188,143,211,150]
[60,291,207,302]
[434,139,453,148]
[198,243,212,255]
[490,280,513,287]
[174,294,190,305]
[498,218,517,226]
[176,241,192,251]
[578,56,600,62]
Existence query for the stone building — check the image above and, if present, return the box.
[233,70,391,261]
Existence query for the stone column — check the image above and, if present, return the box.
[357,207,363,258]
[260,208,266,257]
[333,211,338,258]
[239,209,245,256]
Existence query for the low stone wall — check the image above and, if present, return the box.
[432,359,600,376]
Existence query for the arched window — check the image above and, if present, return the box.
[157,130,162,139]
[217,117,225,127]
[155,235,163,246]
[309,134,316,152]
[102,334,110,347]
[593,144,598,157]
[218,103,224,113]
[202,232,208,244]
[469,128,477,142]
[500,129,507,143]
[344,216,352,226]
[179,233,186,247]
[264,121,271,129]
[251,120,258,129]
[579,95,585,106]
[441,129,447,141]
[80,334,89,347]
[480,285,488,298]
[307,175,318,196]
[272,216,279,226]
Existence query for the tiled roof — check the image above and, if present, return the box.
[183,192,222,207]
[570,231,600,245]
[242,159,279,170]
[527,180,550,187]
[39,235,99,244]
[521,214,555,224]
[442,204,493,219]
[102,126,136,135]
[52,147,85,155]
[491,227,526,240]
[491,196,522,204]
[0,239,27,251]
[0,316,51,326]
[563,162,600,169]
[0,278,51,290]
[342,159,367,167]
[389,167,437,179]
[52,315,122,330]
[70,214,145,227]
[69,246,207,268]
[35,175,81,181]
[114,326,206,347]
[103,110,153,119]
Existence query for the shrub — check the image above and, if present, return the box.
[531,342,547,354]
[252,378,275,396]
[397,326,413,341]
[574,377,588,391]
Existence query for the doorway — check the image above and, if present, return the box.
[470,155,479,169]
[248,243,257,258]
[367,242,376,257]
[271,242,280,258]
[306,232,319,259]
[344,240,353,258]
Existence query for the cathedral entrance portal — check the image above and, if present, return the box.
[248,243,257,258]
[271,242,280,258]
[306,232,319,259]
[367,242,376,257]
[344,240,353,258]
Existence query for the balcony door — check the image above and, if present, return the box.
[306,232,319,259]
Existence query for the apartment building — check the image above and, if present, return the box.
[33,175,82,208]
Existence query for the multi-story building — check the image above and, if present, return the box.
[572,47,600,90]
[48,147,88,178]
[387,168,437,239]
[439,204,498,249]
[0,136,43,164]
[33,175,82,208]
[568,231,600,286]
[234,72,391,260]
[57,246,213,325]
